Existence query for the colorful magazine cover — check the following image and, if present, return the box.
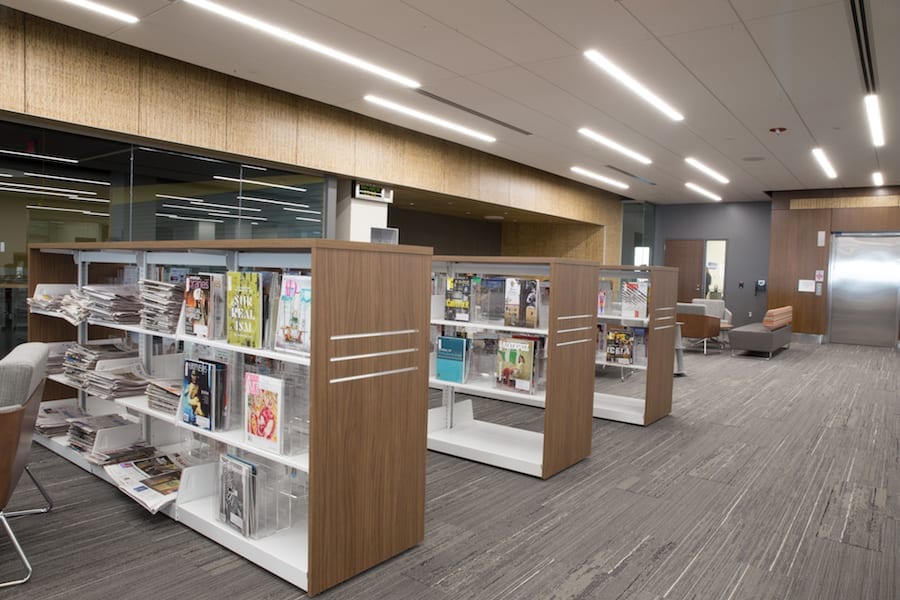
[183,274,211,338]
[495,337,535,393]
[181,359,213,430]
[445,276,472,322]
[274,275,312,354]
[227,271,264,348]
[244,372,284,454]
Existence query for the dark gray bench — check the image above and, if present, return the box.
[729,322,791,358]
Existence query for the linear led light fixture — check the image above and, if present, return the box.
[570,166,629,190]
[161,203,233,215]
[685,157,729,184]
[872,171,884,186]
[26,204,108,216]
[156,194,261,212]
[61,0,139,23]
[864,95,885,147]
[183,0,420,88]
[241,164,267,171]
[68,196,109,203]
[812,148,838,179]
[295,216,321,223]
[583,50,684,121]
[283,207,322,215]
[0,186,78,199]
[0,180,97,195]
[0,173,12,178]
[578,128,651,164]
[685,182,721,201]
[207,211,267,221]
[237,194,309,208]
[24,171,110,186]
[138,146,225,163]
[156,212,224,224]
[214,175,307,192]
[364,95,497,143]
[0,149,78,163]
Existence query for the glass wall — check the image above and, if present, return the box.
[0,118,326,355]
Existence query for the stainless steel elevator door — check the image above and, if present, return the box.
[829,235,900,347]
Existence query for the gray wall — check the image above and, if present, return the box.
[388,207,502,255]
[655,202,771,327]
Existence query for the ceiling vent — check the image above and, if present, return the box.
[604,164,656,186]
[849,0,876,93]
[415,89,532,136]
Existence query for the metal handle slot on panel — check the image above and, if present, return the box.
[554,314,595,348]
[328,328,421,384]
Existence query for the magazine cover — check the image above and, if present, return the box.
[226,271,263,348]
[606,328,635,364]
[274,275,312,353]
[503,278,538,328]
[200,272,225,339]
[244,372,284,454]
[181,359,213,430]
[445,276,472,322]
[472,276,505,324]
[621,281,649,319]
[495,337,535,393]
[183,274,211,338]
[435,336,468,383]
[219,454,255,537]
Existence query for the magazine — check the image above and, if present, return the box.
[274,275,312,354]
[181,359,214,430]
[445,276,472,322]
[219,454,257,537]
[244,372,284,454]
[435,336,468,383]
[496,337,535,393]
[183,274,212,338]
[226,271,264,348]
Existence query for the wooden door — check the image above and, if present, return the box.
[664,239,704,303]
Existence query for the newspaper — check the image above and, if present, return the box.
[103,453,195,514]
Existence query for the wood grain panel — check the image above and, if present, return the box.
[768,208,831,334]
[439,140,480,200]
[479,155,511,206]
[226,79,298,164]
[832,206,900,232]
[309,246,430,595]
[664,239,704,303]
[297,98,357,176]
[501,223,605,260]
[402,131,443,191]
[24,16,139,134]
[0,7,24,112]
[542,261,597,478]
[139,52,227,151]
[644,268,677,425]
[354,119,404,184]
[791,195,899,209]
[509,164,537,213]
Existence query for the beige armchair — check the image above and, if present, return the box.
[676,302,721,354]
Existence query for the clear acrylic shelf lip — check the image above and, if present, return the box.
[114,395,310,473]
[430,319,549,336]
[428,377,546,408]
[596,315,650,327]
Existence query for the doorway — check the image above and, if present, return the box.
[829,234,900,347]
[665,239,728,304]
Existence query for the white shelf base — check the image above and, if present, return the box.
[176,495,308,592]
[427,406,543,477]
[593,393,646,425]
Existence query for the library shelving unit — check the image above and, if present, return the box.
[28,239,431,596]
[428,256,597,479]
[594,265,678,426]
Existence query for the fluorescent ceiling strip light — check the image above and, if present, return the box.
[138,147,225,163]
[156,212,224,224]
[295,216,322,223]
[237,194,309,208]
[162,203,233,215]
[0,180,97,195]
[0,173,12,178]
[156,195,261,212]
[207,211,267,221]
[67,196,109,203]
[872,171,884,186]
[685,182,721,201]
[583,50,684,121]
[61,0,139,23]
[364,95,496,143]
[183,0,420,88]
[811,148,837,179]
[0,186,80,198]
[241,164,267,171]
[214,176,307,192]
[26,204,108,216]
[578,128,651,164]
[283,207,322,215]
[864,95,885,147]
[570,166,629,190]
[685,157,729,184]
[0,149,78,164]
[24,171,110,186]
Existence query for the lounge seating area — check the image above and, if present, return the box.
[729,306,793,359]
[676,299,732,354]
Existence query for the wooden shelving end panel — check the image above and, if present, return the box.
[644,267,678,425]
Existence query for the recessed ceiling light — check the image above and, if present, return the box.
[295,216,321,223]
[864,95,885,147]
[583,50,684,121]
[61,0,139,24]
[685,182,722,201]
[214,175,306,192]
[685,157,729,184]
[183,0,420,88]
[578,128,651,164]
[484,215,504,221]
[283,207,321,215]
[0,149,78,163]
[156,212,224,224]
[24,172,110,186]
[0,181,96,195]
[364,95,496,143]
[872,171,884,186]
[570,166,629,190]
[811,148,837,179]
[237,195,309,208]
[26,204,108,216]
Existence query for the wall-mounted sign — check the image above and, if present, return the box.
[353,181,394,204]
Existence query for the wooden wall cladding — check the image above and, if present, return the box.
[296,98,357,176]
[226,79,298,165]
[139,53,228,151]
[353,118,406,184]
[24,17,139,134]
[501,223,606,261]
[308,246,429,595]
[791,195,899,210]
[832,206,900,232]
[768,208,831,334]
[0,7,24,113]
[542,261,596,478]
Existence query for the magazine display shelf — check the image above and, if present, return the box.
[428,257,596,479]
[28,239,431,596]
[593,266,678,426]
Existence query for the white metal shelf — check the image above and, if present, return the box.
[593,393,646,425]
[429,377,546,408]
[430,319,549,336]
[597,314,650,327]
[595,359,648,371]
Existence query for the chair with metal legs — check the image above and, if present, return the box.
[0,342,51,588]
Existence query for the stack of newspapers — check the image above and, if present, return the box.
[139,279,184,334]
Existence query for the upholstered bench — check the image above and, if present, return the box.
[729,306,792,359]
